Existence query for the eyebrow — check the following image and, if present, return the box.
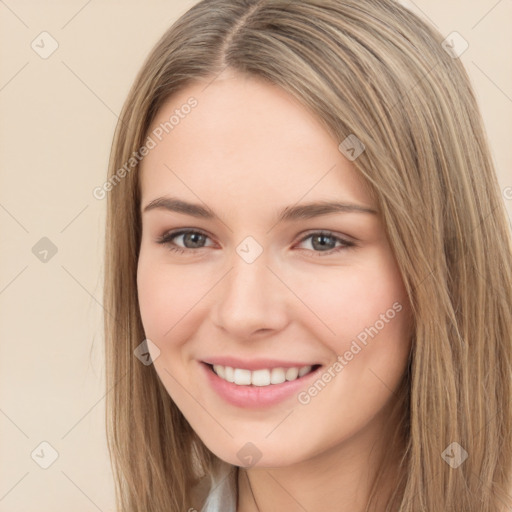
[142,196,378,222]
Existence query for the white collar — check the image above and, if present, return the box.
[200,461,238,512]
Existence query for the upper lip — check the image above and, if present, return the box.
[202,357,321,371]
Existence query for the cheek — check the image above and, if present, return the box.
[296,254,412,402]
[291,263,410,438]
[136,257,205,398]
[136,255,207,338]
[298,260,408,344]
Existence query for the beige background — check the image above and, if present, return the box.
[0,1,510,510]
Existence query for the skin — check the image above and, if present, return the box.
[137,69,413,512]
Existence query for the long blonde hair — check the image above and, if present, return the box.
[103,0,512,510]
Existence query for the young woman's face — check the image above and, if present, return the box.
[137,70,412,468]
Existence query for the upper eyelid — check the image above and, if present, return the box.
[163,229,214,244]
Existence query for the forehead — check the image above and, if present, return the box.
[139,72,374,212]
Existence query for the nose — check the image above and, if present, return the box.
[211,248,289,338]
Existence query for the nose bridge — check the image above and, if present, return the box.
[212,241,287,335]
[229,247,269,296]
[225,245,274,310]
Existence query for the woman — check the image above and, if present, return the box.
[102,0,512,510]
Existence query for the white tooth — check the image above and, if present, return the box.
[298,365,312,377]
[285,367,299,381]
[251,369,271,386]
[234,368,252,385]
[270,367,286,384]
[213,365,225,379]
[224,366,235,383]
[214,364,312,386]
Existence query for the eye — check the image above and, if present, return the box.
[156,229,214,254]
[156,229,355,257]
[295,231,355,257]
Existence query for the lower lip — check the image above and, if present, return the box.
[200,362,323,408]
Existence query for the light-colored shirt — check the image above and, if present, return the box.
[199,461,238,512]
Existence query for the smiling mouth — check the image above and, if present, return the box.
[205,363,322,387]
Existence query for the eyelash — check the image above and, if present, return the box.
[155,229,355,257]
